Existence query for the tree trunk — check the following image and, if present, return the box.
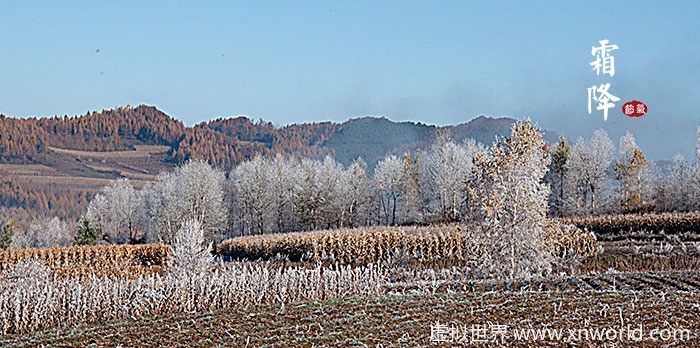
[391,194,397,226]
[559,171,564,217]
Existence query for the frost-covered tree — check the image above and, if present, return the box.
[565,129,615,215]
[374,155,405,226]
[294,158,325,231]
[11,217,74,248]
[146,160,227,244]
[691,164,700,211]
[467,119,552,279]
[400,153,424,224]
[548,136,570,217]
[656,154,700,212]
[341,158,370,228]
[228,154,372,234]
[614,132,652,212]
[84,179,145,244]
[267,155,301,233]
[229,156,272,236]
[656,154,689,211]
[316,156,347,228]
[424,135,484,221]
[285,156,346,230]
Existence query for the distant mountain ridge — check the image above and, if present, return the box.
[0,105,558,171]
[324,117,436,167]
[325,115,558,167]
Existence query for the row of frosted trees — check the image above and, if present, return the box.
[229,135,484,236]
[82,134,486,243]
[549,130,700,217]
[77,128,700,245]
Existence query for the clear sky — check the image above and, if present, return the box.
[1,1,698,160]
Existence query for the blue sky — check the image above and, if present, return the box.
[1,1,698,160]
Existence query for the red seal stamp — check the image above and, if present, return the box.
[622,100,647,117]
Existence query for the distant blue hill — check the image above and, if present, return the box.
[324,115,559,168]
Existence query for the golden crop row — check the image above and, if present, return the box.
[218,222,596,267]
[563,212,700,235]
[0,244,171,279]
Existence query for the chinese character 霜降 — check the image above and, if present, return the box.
[588,83,620,121]
[590,39,619,77]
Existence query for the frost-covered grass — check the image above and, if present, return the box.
[0,220,594,337]
[0,260,387,336]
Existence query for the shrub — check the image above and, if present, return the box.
[74,219,103,246]
[10,217,74,248]
[0,219,15,250]
[169,219,215,275]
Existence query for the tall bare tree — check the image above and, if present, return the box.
[467,119,553,279]
[229,156,272,236]
[549,136,570,217]
[614,132,652,213]
[424,136,484,221]
[85,179,145,244]
[146,160,227,244]
[374,155,405,226]
[565,129,615,215]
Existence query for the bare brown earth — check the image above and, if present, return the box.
[42,145,173,182]
[2,285,699,347]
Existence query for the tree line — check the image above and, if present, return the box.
[79,133,486,245]
[549,130,700,216]
[2,123,699,248]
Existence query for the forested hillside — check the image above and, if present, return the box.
[0,105,340,169]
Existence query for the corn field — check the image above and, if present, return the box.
[0,245,170,279]
[218,222,596,267]
[563,212,700,236]
[0,223,597,337]
[0,261,387,336]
